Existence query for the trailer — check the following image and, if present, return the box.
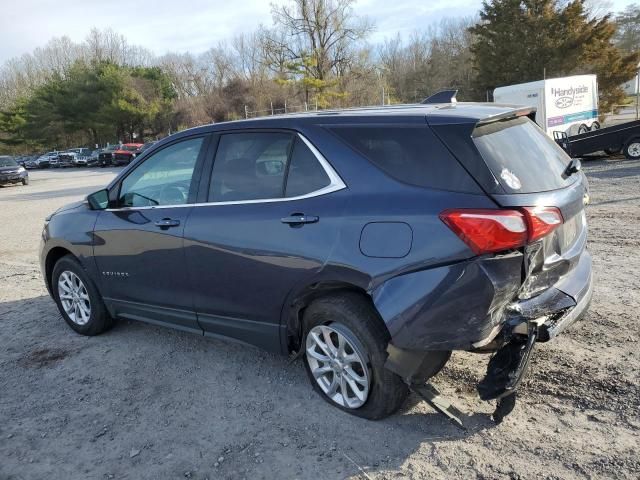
[553,119,640,159]
[494,75,599,137]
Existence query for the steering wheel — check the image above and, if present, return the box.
[159,184,188,205]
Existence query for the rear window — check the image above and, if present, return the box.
[472,117,576,193]
[329,126,479,192]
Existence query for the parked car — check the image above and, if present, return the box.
[135,141,156,158]
[0,156,29,186]
[113,143,144,166]
[40,103,592,420]
[34,151,59,168]
[57,148,93,167]
[86,150,100,166]
[24,156,40,169]
[98,144,121,167]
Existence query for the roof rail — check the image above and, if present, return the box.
[421,90,458,104]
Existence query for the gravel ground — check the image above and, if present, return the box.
[0,161,638,479]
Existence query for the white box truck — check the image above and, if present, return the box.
[493,75,599,136]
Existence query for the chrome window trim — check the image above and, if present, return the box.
[106,133,346,211]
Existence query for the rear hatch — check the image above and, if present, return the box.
[429,113,588,300]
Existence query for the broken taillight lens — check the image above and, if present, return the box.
[440,207,564,255]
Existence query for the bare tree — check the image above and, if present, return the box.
[269,0,373,80]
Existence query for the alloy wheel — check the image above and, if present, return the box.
[305,324,370,409]
[57,271,91,325]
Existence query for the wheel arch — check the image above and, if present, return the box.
[281,280,387,354]
[44,247,76,294]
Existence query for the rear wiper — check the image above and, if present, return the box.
[563,158,581,179]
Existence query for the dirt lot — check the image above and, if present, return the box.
[0,162,638,479]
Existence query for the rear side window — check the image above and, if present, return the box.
[329,126,478,192]
[473,117,576,193]
[210,132,293,202]
[285,139,330,197]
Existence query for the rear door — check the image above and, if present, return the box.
[93,135,208,331]
[184,130,346,352]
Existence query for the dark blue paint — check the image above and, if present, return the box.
[40,103,592,359]
[359,222,413,258]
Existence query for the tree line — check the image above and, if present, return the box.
[1,0,639,153]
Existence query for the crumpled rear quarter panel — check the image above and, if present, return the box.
[372,253,523,351]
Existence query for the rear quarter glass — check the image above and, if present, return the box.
[327,125,481,193]
[472,117,577,194]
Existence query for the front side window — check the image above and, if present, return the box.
[209,133,293,202]
[119,137,203,207]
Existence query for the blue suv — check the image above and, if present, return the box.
[40,102,592,420]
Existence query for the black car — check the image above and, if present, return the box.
[0,156,29,186]
[97,145,121,167]
[39,103,592,420]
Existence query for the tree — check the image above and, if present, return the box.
[0,61,177,149]
[470,0,640,111]
[267,0,373,106]
[615,3,640,54]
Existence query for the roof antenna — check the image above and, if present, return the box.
[421,89,458,105]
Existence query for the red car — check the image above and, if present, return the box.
[113,143,144,166]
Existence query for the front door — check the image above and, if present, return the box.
[184,131,346,351]
[93,136,208,332]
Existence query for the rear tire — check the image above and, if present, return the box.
[623,138,640,160]
[604,147,621,155]
[302,292,409,420]
[51,255,113,336]
[590,121,601,131]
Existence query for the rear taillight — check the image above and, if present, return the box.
[439,209,527,254]
[440,207,564,255]
[521,206,563,242]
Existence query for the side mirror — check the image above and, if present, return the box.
[87,189,109,210]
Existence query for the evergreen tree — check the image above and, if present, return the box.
[470,0,640,111]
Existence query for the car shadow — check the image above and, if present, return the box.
[1,293,498,479]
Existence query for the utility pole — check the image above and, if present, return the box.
[636,62,640,120]
[244,105,248,119]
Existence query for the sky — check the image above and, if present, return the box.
[0,0,637,64]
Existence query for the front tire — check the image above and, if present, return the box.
[52,255,113,335]
[21,177,29,185]
[302,293,409,420]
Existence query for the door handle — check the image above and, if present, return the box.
[281,214,319,225]
[154,218,181,228]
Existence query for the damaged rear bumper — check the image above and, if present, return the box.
[507,250,593,343]
[381,250,592,395]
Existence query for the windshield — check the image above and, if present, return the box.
[0,157,18,167]
[472,117,576,193]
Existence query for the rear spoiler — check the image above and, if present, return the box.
[421,90,458,104]
[475,106,537,127]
